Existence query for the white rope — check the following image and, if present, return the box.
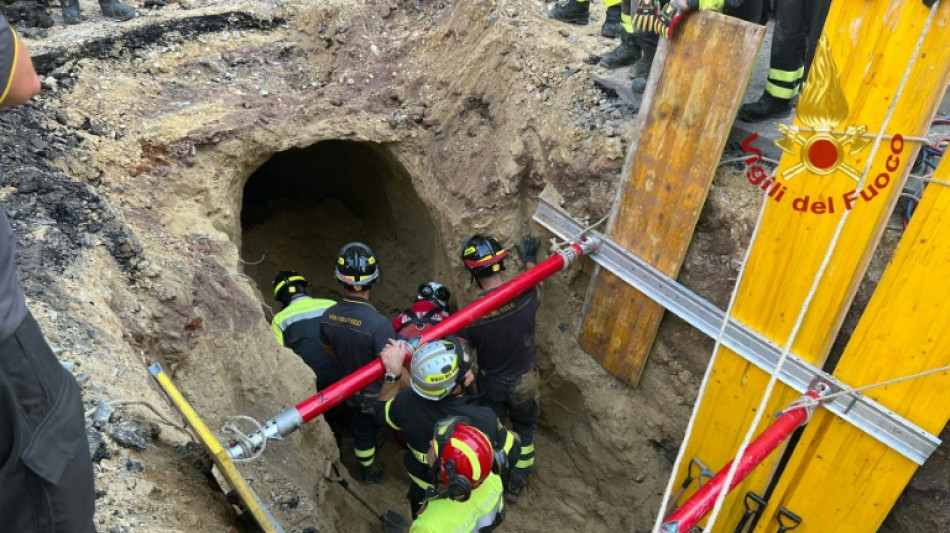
[83,398,192,436]
[909,174,950,187]
[650,159,774,531]
[792,128,930,145]
[701,6,938,532]
[546,213,609,253]
[221,415,266,463]
[785,363,950,412]
[717,155,781,167]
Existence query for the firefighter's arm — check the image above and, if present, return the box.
[378,339,408,401]
[0,17,40,109]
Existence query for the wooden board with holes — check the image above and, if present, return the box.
[749,145,950,532]
[665,1,950,530]
[149,364,286,533]
[578,11,765,387]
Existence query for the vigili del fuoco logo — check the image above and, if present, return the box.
[741,35,905,215]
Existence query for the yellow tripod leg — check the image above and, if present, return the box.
[149,364,285,533]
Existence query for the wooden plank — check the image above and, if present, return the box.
[751,143,950,531]
[578,11,765,386]
[667,1,950,529]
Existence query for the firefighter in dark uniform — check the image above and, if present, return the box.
[738,0,832,121]
[319,242,394,484]
[270,270,349,447]
[271,270,341,390]
[0,14,97,532]
[459,234,540,503]
[375,336,519,518]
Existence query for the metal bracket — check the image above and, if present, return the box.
[533,199,940,465]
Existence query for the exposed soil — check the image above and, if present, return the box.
[0,0,946,532]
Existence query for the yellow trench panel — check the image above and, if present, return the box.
[150,365,283,533]
[579,12,765,386]
[672,0,950,529]
[752,155,950,531]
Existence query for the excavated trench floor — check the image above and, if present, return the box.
[1,0,948,532]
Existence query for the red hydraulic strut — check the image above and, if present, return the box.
[660,390,824,533]
[227,236,600,459]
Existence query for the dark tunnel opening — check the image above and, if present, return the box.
[240,140,436,320]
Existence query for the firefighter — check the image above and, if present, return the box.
[0,14,97,532]
[61,0,136,24]
[738,0,832,122]
[319,242,395,484]
[409,418,506,532]
[614,0,765,94]
[376,336,519,518]
[599,2,643,70]
[391,281,452,340]
[459,234,540,503]
[271,270,341,390]
[549,0,624,38]
[270,270,350,448]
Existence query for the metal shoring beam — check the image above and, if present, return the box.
[533,199,939,465]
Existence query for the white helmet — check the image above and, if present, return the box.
[417,281,450,308]
[410,336,473,401]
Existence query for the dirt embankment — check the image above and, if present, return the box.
[0,0,946,531]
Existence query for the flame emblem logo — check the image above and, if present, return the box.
[775,35,871,181]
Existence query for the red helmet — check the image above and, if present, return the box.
[431,418,494,501]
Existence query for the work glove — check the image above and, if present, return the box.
[655,0,696,39]
[632,0,660,32]
[515,234,540,267]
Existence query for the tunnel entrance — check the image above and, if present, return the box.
[240,140,436,318]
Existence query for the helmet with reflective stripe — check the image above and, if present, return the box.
[432,418,494,499]
[334,242,379,290]
[272,270,308,306]
[410,336,473,401]
[417,281,451,308]
[460,234,506,278]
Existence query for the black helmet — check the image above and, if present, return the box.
[334,242,379,290]
[460,235,506,278]
[273,270,308,306]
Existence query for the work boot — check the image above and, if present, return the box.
[99,0,136,22]
[62,0,82,25]
[600,30,641,68]
[631,77,647,94]
[601,4,621,38]
[505,478,526,503]
[549,0,590,25]
[361,464,384,485]
[738,92,793,122]
[628,47,654,79]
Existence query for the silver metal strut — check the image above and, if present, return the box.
[533,199,939,465]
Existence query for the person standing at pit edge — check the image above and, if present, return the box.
[0,14,98,533]
[459,233,541,503]
[319,242,395,484]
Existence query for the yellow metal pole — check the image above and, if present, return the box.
[149,364,284,533]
